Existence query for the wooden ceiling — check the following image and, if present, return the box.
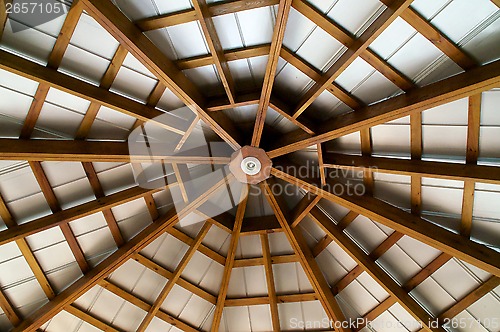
[0,0,499,331]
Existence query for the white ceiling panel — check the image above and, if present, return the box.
[345,215,391,254]
[422,125,467,159]
[432,259,482,300]
[236,6,275,47]
[166,21,209,59]
[463,15,500,65]
[378,245,422,285]
[70,13,119,59]
[410,277,456,316]
[296,28,345,72]
[213,14,244,50]
[339,280,380,316]
[371,124,411,157]
[370,17,416,60]
[110,66,158,103]
[283,8,316,51]
[327,0,383,36]
[59,44,111,85]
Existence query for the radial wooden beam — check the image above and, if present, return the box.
[291,0,414,92]
[292,0,414,118]
[98,279,199,332]
[192,0,236,104]
[136,0,279,30]
[268,59,500,158]
[29,161,90,273]
[0,185,164,246]
[261,180,350,332]
[410,112,422,215]
[211,185,249,331]
[461,94,482,237]
[271,165,500,276]
[11,175,232,332]
[0,138,231,164]
[137,222,212,332]
[322,153,500,185]
[309,206,445,332]
[251,0,292,146]
[81,0,242,149]
[260,234,280,331]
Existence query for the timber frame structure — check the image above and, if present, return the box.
[0,0,499,331]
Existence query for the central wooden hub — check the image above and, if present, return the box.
[229,146,272,184]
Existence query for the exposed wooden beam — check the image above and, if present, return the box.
[98,280,199,332]
[75,45,129,139]
[224,292,318,307]
[309,207,445,332]
[137,222,212,331]
[438,276,500,321]
[65,305,120,332]
[0,194,56,299]
[19,84,50,139]
[81,0,242,149]
[353,297,397,332]
[280,47,365,110]
[134,253,217,304]
[82,162,125,247]
[11,175,232,332]
[322,153,500,185]
[135,0,279,31]
[410,112,422,215]
[461,94,482,237]
[0,286,21,327]
[260,234,280,331]
[360,127,374,195]
[176,44,271,70]
[399,8,477,70]
[233,254,299,267]
[268,59,500,158]
[0,185,164,246]
[0,0,12,40]
[291,0,414,91]
[269,97,316,135]
[47,0,83,69]
[251,0,292,146]
[192,0,236,104]
[261,180,350,331]
[0,138,231,164]
[29,161,90,273]
[317,143,327,187]
[211,185,249,331]
[292,0,414,118]
[403,253,452,292]
[0,50,189,136]
[290,193,321,228]
[271,165,500,276]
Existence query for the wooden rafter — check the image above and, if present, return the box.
[291,0,414,92]
[461,93,482,237]
[271,165,500,276]
[260,234,280,331]
[65,305,120,332]
[29,161,90,273]
[225,293,318,306]
[251,0,292,146]
[19,84,50,139]
[11,174,232,332]
[309,207,445,332]
[82,162,125,247]
[98,279,199,332]
[137,222,212,331]
[0,138,231,164]
[0,0,12,40]
[268,59,500,158]
[261,180,350,332]
[359,127,374,195]
[290,193,321,227]
[211,185,249,331]
[193,0,236,104]
[80,0,242,149]
[322,153,500,184]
